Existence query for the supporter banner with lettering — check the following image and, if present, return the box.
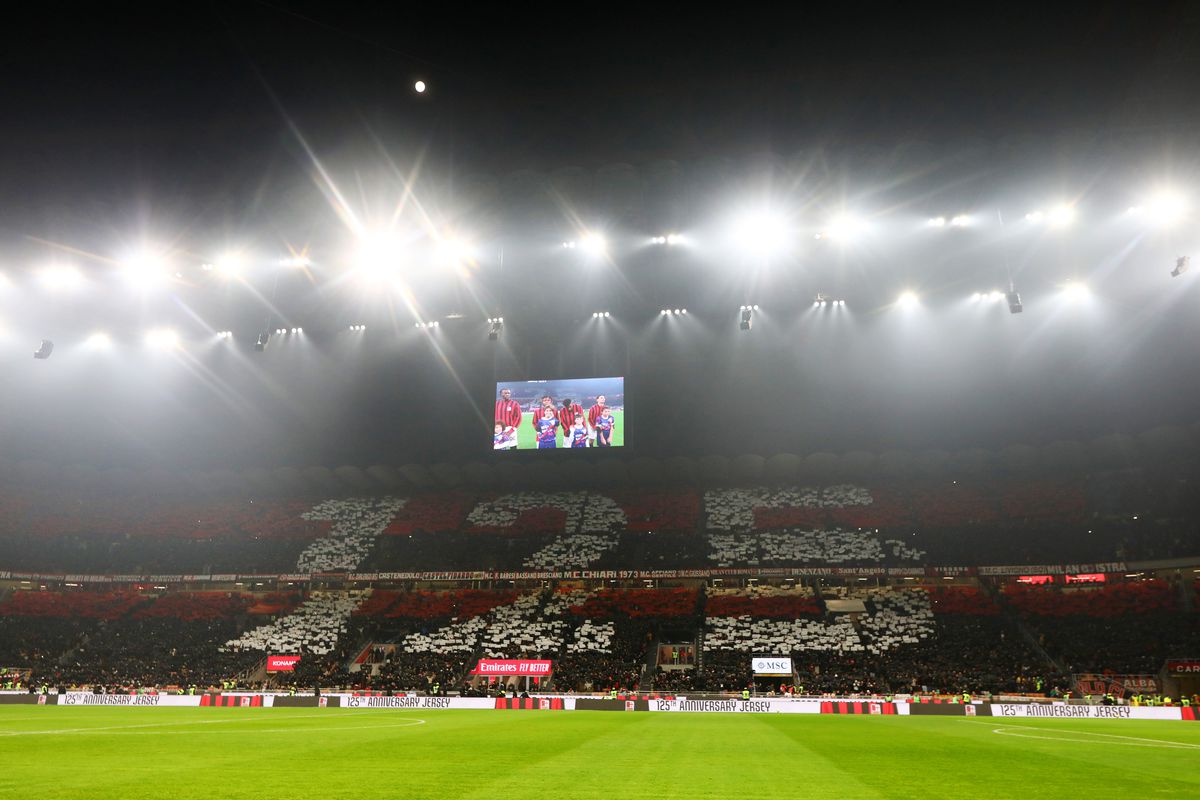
[988,704,1182,720]
[267,655,301,672]
[1074,673,1159,697]
[469,659,553,676]
[1165,660,1200,675]
[978,562,1125,576]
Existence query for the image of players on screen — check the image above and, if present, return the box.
[535,406,560,448]
[493,422,518,450]
[492,377,623,451]
[593,407,615,446]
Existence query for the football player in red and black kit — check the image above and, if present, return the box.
[586,395,608,446]
[530,395,556,440]
[558,397,585,443]
[495,387,523,430]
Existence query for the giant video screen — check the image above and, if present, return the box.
[493,377,624,450]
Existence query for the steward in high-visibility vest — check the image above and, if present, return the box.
[742,689,751,700]
[1182,697,1191,708]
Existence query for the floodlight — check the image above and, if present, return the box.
[666,234,682,245]
[1024,210,1044,223]
[414,80,427,93]
[1061,282,1089,301]
[897,291,919,309]
[121,251,170,288]
[732,211,790,255]
[1047,204,1076,227]
[355,231,405,281]
[86,332,112,348]
[579,233,606,255]
[928,216,947,227]
[1141,191,1188,226]
[214,253,246,279]
[950,214,971,227]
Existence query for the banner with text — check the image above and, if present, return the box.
[267,655,302,672]
[751,657,793,676]
[469,659,553,677]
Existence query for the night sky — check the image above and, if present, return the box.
[1,2,1199,470]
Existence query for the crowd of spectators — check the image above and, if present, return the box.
[2,475,1197,576]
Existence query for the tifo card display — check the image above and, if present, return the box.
[493,377,624,450]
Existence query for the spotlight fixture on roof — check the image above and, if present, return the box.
[487,318,504,340]
[415,321,439,329]
[254,330,271,351]
[33,339,54,360]
[896,291,919,309]
[651,233,682,245]
[349,324,366,331]
[216,331,233,340]
[660,308,687,315]
[592,311,611,319]
[739,306,753,331]
[950,214,971,227]
[927,216,947,227]
[1172,256,1190,278]
[1006,285,1023,314]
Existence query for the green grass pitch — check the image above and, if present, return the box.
[514,409,624,449]
[2,707,1198,799]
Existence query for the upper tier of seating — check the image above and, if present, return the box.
[0,476,1196,575]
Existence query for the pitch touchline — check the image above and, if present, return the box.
[49,719,430,735]
[0,710,417,737]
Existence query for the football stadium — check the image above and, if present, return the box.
[3,5,1200,798]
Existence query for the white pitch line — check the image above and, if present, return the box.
[0,710,411,737]
[970,721,1200,750]
[49,719,429,735]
